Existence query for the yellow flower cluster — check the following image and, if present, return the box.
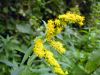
[46,12,85,41]
[46,20,55,41]
[50,40,66,54]
[46,19,63,41]
[33,39,67,75]
[44,50,66,75]
[33,39,45,58]
[58,12,85,26]
[33,12,84,75]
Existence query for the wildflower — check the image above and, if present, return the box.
[33,41,66,75]
[33,12,85,75]
[44,50,58,65]
[33,39,45,58]
[44,49,65,75]
[46,20,55,41]
[58,12,85,26]
[50,40,66,54]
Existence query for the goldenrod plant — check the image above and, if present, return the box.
[0,0,100,75]
[33,39,66,75]
[33,12,85,75]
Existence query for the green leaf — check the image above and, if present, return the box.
[0,60,16,67]
[30,68,51,74]
[27,54,36,66]
[71,65,88,75]
[20,66,33,75]
[21,45,33,65]
[16,24,33,34]
[11,66,25,75]
[85,50,100,73]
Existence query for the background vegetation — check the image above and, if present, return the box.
[0,0,100,75]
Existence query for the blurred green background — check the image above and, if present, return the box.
[0,0,100,75]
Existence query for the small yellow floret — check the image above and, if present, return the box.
[54,19,61,26]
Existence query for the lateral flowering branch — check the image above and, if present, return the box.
[46,12,85,41]
[33,39,66,75]
[45,12,84,55]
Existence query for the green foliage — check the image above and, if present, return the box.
[0,0,100,75]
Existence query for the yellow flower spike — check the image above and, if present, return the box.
[33,39,45,58]
[44,49,65,75]
[33,40,66,75]
[46,20,55,41]
[65,12,85,26]
[50,40,66,54]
